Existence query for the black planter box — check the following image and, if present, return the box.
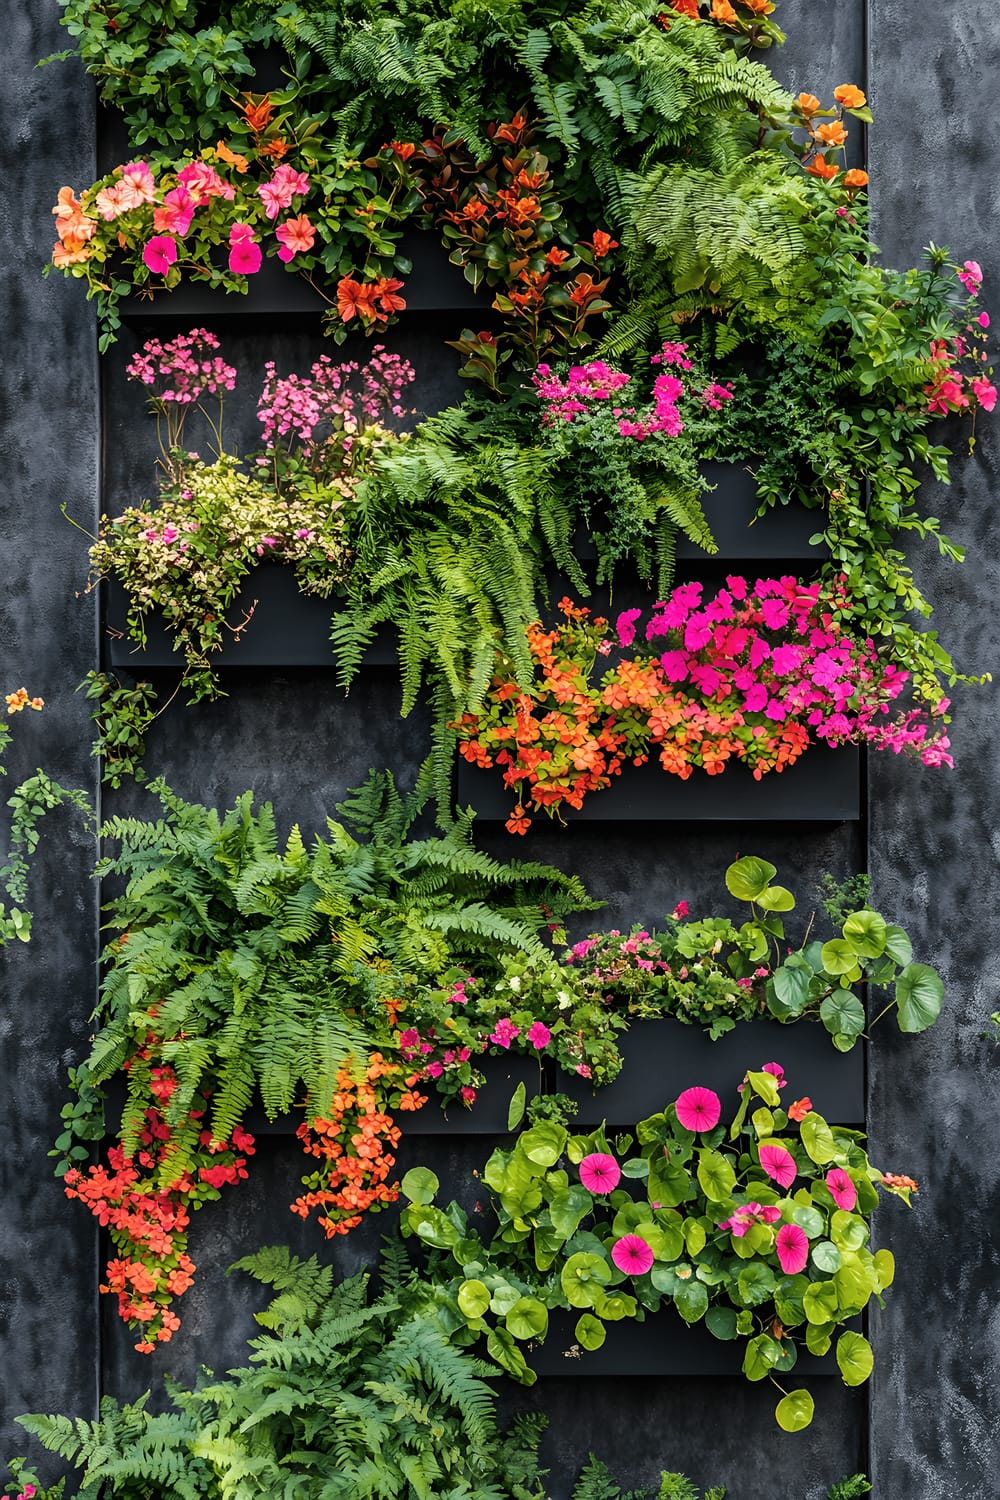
[402,1054,543,1135]
[119,229,485,320]
[679,463,826,560]
[105,566,397,668]
[530,1307,841,1377]
[457,744,861,824]
[560,1017,864,1127]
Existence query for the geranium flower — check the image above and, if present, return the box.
[675,1086,721,1132]
[526,1020,551,1049]
[611,1234,655,1276]
[775,1222,809,1274]
[489,1018,519,1049]
[825,1167,857,1211]
[579,1152,621,1194]
[758,1143,797,1189]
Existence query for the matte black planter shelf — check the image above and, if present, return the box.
[119,229,485,320]
[560,1017,864,1127]
[457,744,861,824]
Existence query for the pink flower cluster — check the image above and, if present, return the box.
[718,1201,782,1237]
[257,346,415,458]
[924,263,996,414]
[126,328,237,404]
[616,576,953,768]
[397,1024,474,1084]
[532,343,733,441]
[488,1017,551,1049]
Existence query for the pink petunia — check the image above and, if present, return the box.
[142,235,178,275]
[825,1167,857,1212]
[526,1020,551,1049]
[229,235,263,275]
[579,1152,621,1194]
[758,1143,797,1189]
[675,1086,722,1133]
[611,1234,655,1276]
[775,1222,809,1274]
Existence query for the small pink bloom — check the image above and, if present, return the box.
[671,900,689,919]
[972,377,997,411]
[489,1017,520,1049]
[579,1152,621,1194]
[978,311,991,328]
[398,1028,419,1049]
[675,1086,722,1133]
[160,524,178,543]
[527,1020,551,1049]
[229,236,263,275]
[775,1222,809,1274]
[142,235,178,275]
[460,1086,477,1102]
[825,1167,857,1212]
[758,1143,797,1190]
[153,185,195,237]
[575,1063,592,1079]
[611,1234,655,1276]
[424,1060,443,1078]
[762,1062,786,1089]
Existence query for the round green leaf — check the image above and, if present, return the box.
[772,957,813,1013]
[575,1313,606,1350]
[874,1248,895,1290]
[842,910,887,958]
[737,1263,776,1307]
[775,1389,815,1432]
[803,1280,839,1324]
[821,938,862,976]
[830,1210,868,1252]
[506,1297,548,1341]
[820,990,865,1038]
[401,1167,439,1205]
[805,1320,834,1357]
[520,1122,568,1167]
[697,1148,736,1203]
[810,1240,842,1274]
[726,856,778,902]
[895,963,944,1033]
[561,1252,612,1308]
[705,1306,738,1341]
[882,925,913,965]
[683,1219,707,1258]
[791,1205,825,1239]
[836,1330,874,1386]
[800,1112,838,1165]
[743,1332,782,1380]
[674,1279,709,1324]
[549,1186,593,1239]
[457,1279,490,1320]
[756,883,795,913]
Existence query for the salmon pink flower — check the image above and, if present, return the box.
[675,1085,721,1132]
[758,1143,797,1189]
[153,186,196,237]
[579,1152,621,1194]
[611,1234,655,1275]
[775,1222,809,1274]
[825,1167,857,1211]
[276,213,316,262]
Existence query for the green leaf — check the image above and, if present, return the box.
[507,1081,527,1132]
[683,1219,707,1258]
[726,856,778,901]
[401,1167,439,1205]
[811,1240,842,1274]
[873,1248,895,1289]
[791,1206,825,1238]
[775,1389,814,1431]
[842,910,887,958]
[836,1330,874,1386]
[561,1252,612,1308]
[506,1296,548,1340]
[736,1263,776,1307]
[674,1279,709,1323]
[548,1186,594,1240]
[743,1332,782,1380]
[803,1280,840,1324]
[800,1112,839,1165]
[820,991,865,1038]
[575,1313,606,1350]
[882,925,913,965]
[756,883,795,912]
[771,955,813,1013]
[705,1306,738,1340]
[746,1071,781,1108]
[519,1122,567,1167]
[821,938,862,975]
[895,963,944,1032]
[805,1320,834,1356]
[697,1148,736,1203]
[457,1279,491,1319]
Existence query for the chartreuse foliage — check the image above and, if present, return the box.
[80,768,592,1160]
[400,1067,914,1428]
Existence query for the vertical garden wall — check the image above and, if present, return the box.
[1,1,997,1496]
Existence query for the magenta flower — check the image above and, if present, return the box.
[229,236,263,275]
[489,1017,520,1049]
[579,1153,621,1194]
[775,1222,809,1275]
[526,1020,552,1049]
[675,1086,722,1133]
[761,1061,786,1089]
[611,1234,654,1276]
[142,235,178,275]
[758,1143,797,1189]
[825,1167,857,1212]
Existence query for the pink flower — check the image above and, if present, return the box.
[398,1028,420,1049]
[972,377,997,411]
[671,900,689,919]
[611,1234,655,1276]
[142,235,178,275]
[153,185,196,237]
[675,1086,722,1133]
[775,1222,809,1274]
[758,1143,797,1189]
[825,1167,857,1212]
[978,311,991,328]
[276,212,316,262]
[460,1086,477,1103]
[489,1018,520,1049]
[958,259,983,293]
[579,1152,621,1194]
[527,1020,551,1049]
[762,1062,786,1089]
[228,228,263,275]
[176,160,235,205]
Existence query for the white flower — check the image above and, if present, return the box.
[508,975,522,992]
[557,991,572,1010]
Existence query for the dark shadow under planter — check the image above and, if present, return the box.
[530,1307,843,1377]
[104,566,397,668]
[456,744,861,824]
[680,462,827,560]
[559,1017,864,1127]
[403,1054,543,1135]
[118,229,485,320]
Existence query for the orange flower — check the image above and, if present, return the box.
[389,140,416,160]
[882,1172,918,1192]
[590,230,619,258]
[711,0,738,20]
[741,0,773,12]
[260,137,289,160]
[843,168,869,189]
[215,141,249,173]
[805,158,840,180]
[796,93,822,115]
[672,0,700,14]
[545,245,571,266]
[834,84,867,109]
[336,277,379,323]
[816,121,848,147]
[787,1097,812,1122]
[240,93,274,133]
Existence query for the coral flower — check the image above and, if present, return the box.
[758,1143,797,1189]
[611,1234,655,1276]
[843,169,869,189]
[787,1097,812,1122]
[825,1167,857,1211]
[671,0,700,15]
[579,1153,621,1194]
[276,213,316,262]
[775,1222,809,1274]
[834,84,867,109]
[142,235,178,275]
[797,93,822,115]
[675,1085,722,1132]
[711,0,738,20]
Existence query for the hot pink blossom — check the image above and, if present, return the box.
[527,1020,552,1049]
[825,1167,857,1212]
[675,1086,722,1133]
[489,1018,520,1049]
[775,1222,809,1274]
[142,235,179,275]
[611,1234,655,1276]
[153,186,196,237]
[579,1153,621,1194]
[758,1143,797,1189]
